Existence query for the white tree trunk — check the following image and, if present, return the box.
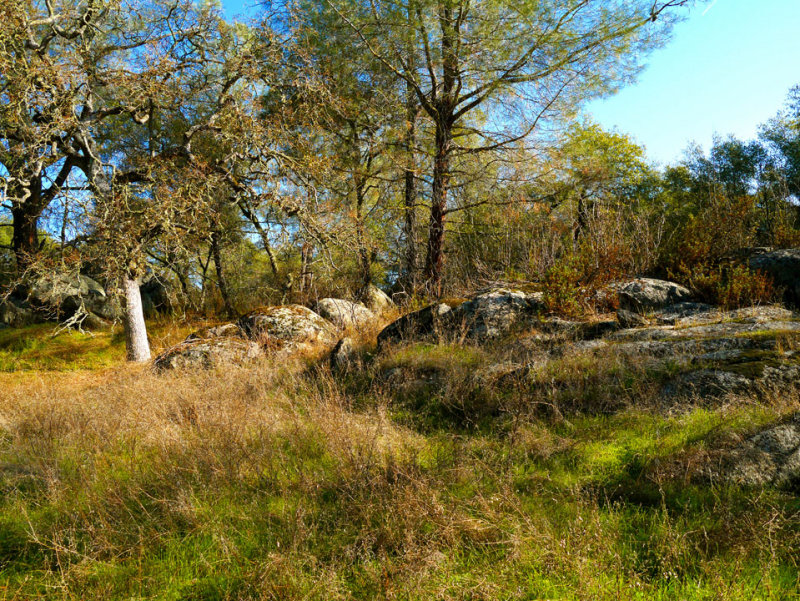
[123,276,151,362]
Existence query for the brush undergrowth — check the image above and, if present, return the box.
[0,325,798,599]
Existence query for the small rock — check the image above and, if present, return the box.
[473,362,526,385]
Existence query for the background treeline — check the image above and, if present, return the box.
[1,0,799,355]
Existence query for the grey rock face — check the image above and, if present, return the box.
[377,288,546,347]
[617,278,693,311]
[749,248,800,306]
[29,273,115,320]
[185,323,245,342]
[140,276,174,317]
[610,320,800,343]
[237,305,338,354]
[617,309,649,329]
[654,302,715,325]
[0,298,34,327]
[153,338,263,371]
[314,298,375,330]
[724,415,800,489]
[661,369,753,401]
[449,288,543,339]
[363,284,394,314]
[377,302,454,348]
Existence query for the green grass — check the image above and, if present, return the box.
[0,321,203,371]
[0,333,798,599]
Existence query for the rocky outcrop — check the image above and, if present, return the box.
[377,288,546,347]
[155,304,340,371]
[237,305,338,355]
[314,298,374,330]
[140,276,174,318]
[661,369,753,401]
[377,302,454,348]
[653,302,714,325]
[0,297,34,327]
[449,288,544,339]
[617,278,693,312]
[153,338,263,371]
[616,309,648,329]
[749,248,800,306]
[722,414,800,489]
[184,323,245,342]
[28,272,116,320]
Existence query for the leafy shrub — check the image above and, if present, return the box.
[541,243,622,317]
[673,262,777,308]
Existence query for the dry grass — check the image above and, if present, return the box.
[0,339,799,599]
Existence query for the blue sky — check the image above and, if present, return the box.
[587,0,800,166]
[221,0,800,166]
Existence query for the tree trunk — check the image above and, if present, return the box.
[11,207,39,272]
[237,200,279,278]
[424,120,452,295]
[10,178,44,272]
[123,276,151,362]
[354,170,372,295]
[211,229,235,317]
[401,82,419,290]
[299,242,313,296]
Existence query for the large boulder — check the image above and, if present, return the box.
[363,284,394,314]
[449,288,544,339]
[153,338,263,371]
[140,275,174,317]
[749,248,800,306]
[237,305,338,355]
[377,288,546,348]
[0,297,35,327]
[377,302,454,348]
[617,278,693,312]
[28,272,115,320]
[314,298,374,330]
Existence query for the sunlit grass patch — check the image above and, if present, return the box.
[0,320,206,372]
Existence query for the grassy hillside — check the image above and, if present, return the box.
[0,324,798,599]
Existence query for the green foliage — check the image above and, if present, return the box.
[674,263,778,309]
